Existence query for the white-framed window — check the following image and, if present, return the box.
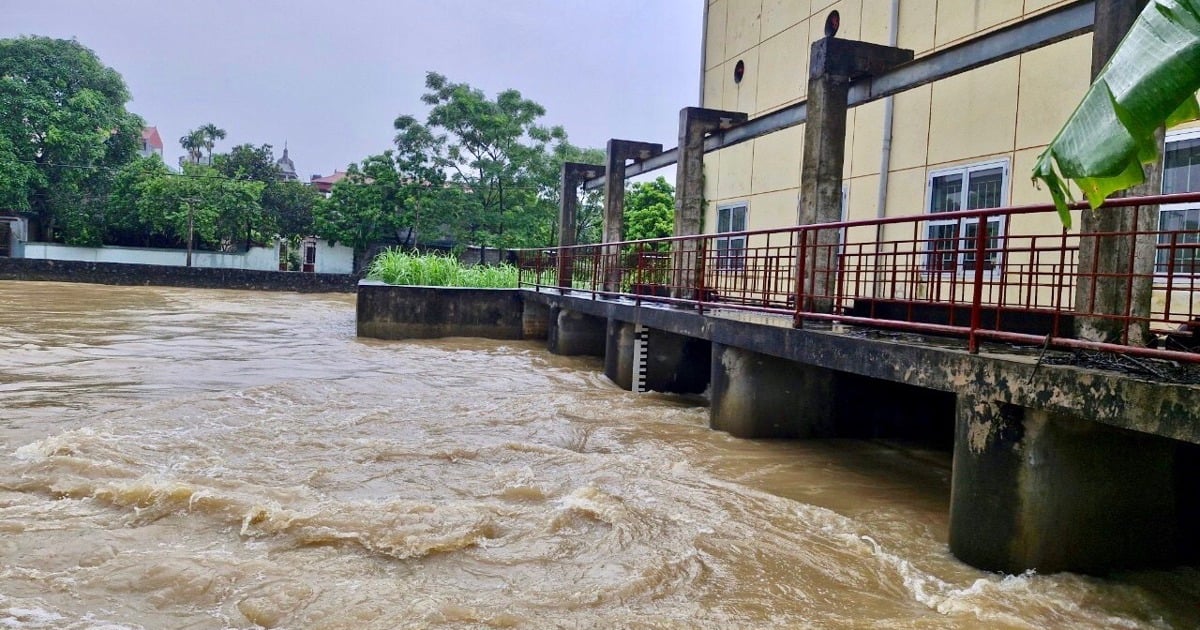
[1158,129,1200,275]
[716,203,747,269]
[925,160,1008,273]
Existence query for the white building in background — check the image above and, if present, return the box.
[6,235,353,275]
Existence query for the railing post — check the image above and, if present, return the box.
[968,217,989,353]
[696,237,708,315]
[794,228,809,329]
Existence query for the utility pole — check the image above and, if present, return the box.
[182,197,201,267]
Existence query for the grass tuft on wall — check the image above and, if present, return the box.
[366,249,519,288]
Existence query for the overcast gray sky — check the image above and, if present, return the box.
[4,1,702,180]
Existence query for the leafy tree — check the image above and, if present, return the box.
[215,143,280,182]
[107,161,263,250]
[106,155,171,246]
[180,129,206,165]
[264,180,321,238]
[313,166,388,270]
[624,176,675,244]
[0,36,143,243]
[199,123,226,162]
[421,71,564,248]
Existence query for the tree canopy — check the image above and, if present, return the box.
[313,72,607,260]
[0,36,143,244]
[624,177,675,244]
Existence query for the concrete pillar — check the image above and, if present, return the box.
[604,319,636,390]
[546,308,606,357]
[602,321,712,393]
[602,140,664,292]
[557,162,605,290]
[645,329,711,394]
[798,37,912,313]
[709,343,836,438]
[672,107,747,299]
[1074,0,1158,346]
[522,299,550,341]
[950,396,1183,574]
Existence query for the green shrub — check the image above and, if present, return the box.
[366,249,519,288]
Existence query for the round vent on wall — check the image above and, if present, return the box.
[734,59,745,84]
[825,10,841,38]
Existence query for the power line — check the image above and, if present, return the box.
[15,159,571,193]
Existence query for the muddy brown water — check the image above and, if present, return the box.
[0,280,1197,629]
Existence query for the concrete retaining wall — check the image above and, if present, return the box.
[0,258,356,292]
[356,281,527,340]
[23,242,280,271]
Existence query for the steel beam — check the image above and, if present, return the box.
[584,0,1096,190]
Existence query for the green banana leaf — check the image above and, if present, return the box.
[1032,0,1200,227]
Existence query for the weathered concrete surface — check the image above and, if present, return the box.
[672,108,747,299]
[557,163,604,289]
[522,300,550,341]
[602,140,663,292]
[1074,0,1158,346]
[357,282,524,340]
[523,290,1200,445]
[951,396,1184,574]
[604,319,635,390]
[711,343,836,438]
[646,329,711,394]
[0,257,356,292]
[800,37,913,312]
[601,320,712,394]
[548,308,606,356]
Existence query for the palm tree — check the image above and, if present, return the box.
[200,123,226,162]
[179,129,205,164]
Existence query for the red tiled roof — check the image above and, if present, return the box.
[141,126,164,150]
[310,170,347,185]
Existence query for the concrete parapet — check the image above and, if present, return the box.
[710,343,836,438]
[548,308,606,356]
[950,396,1186,574]
[356,282,524,340]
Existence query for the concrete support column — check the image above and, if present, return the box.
[546,308,606,357]
[557,162,605,290]
[522,299,550,341]
[602,320,712,393]
[950,396,1182,574]
[798,37,912,314]
[709,343,836,438]
[1074,0,1158,346]
[672,107,747,299]
[602,140,664,292]
[604,319,636,390]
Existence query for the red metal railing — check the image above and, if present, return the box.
[517,192,1200,363]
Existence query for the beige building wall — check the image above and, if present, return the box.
[700,0,1200,323]
[702,0,1092,235]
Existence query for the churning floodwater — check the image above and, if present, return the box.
[0,280,1198,629]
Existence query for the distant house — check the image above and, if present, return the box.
[139,127,164,159]
[309,170,347,196]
